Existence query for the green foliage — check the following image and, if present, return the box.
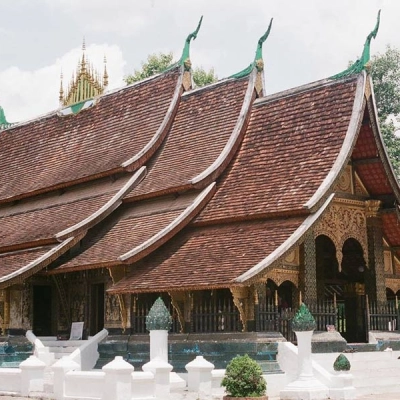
[125,52,174,85]
[221,354,266,398]
[371,45,400,122]
[333,354,351,371]
[370,46,400,178]
[192,67,217,87]
[124,52,217,88]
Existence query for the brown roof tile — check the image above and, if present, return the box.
[0,175,131,250]
[0,247,53,279]
[50,191,202,272]
[0,69,180,202]
[127,78,249,198]
[108,217,305,293]
[196,77,359,223]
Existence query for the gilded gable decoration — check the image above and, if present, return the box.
[333,165,353,194]
[314,201,368,268]
[384,250,393,274]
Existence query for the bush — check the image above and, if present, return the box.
[221,354,267,397]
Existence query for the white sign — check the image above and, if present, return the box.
[70,322,84,340]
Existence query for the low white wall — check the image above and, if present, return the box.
[0,368,21,393]
[64,370,105,399]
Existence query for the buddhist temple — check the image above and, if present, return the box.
[0,12,399,359]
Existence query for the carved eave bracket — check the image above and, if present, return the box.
[168,291,185,333]
[108,266,128,331]
[230,286,251,332]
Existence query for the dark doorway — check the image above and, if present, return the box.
[90,283,104,336]
[341,238,367,343]
[33,286,53,336]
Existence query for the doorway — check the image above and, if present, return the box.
[33,285,53,336]
[90,283,104,336]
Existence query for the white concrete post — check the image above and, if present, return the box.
[150,330,168,362]
[280,304,328,400]
[185,355,214,395]
[297,330,313,379]
[142,357,173,399]
[19,355,46,396]
[102,356,134,400]
[52,356,81,400]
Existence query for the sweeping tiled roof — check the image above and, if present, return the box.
[0,68,181,203]
[48,189,209,273]
[197,76,360,223]
[0,174,133,250]
[127,77,250,199]
[0,247,52,279]
[108,217,306,293]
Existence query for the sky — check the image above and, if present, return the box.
[0,0,398,122]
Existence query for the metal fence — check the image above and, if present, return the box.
[191,298,242,333]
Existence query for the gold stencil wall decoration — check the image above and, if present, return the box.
[314,201,368,268]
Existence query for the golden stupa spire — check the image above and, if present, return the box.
[59,38,108,107]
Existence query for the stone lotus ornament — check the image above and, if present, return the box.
[291,303,317,332]
[333,353,351,371]
[145,297,172,331]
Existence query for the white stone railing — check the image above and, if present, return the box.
[25,330,55,366]
[68,328,108,371]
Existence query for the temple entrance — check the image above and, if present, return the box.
[341,238,367,342]
[316,235,367,343]
[33,285,53,336]
[90,283,104,336]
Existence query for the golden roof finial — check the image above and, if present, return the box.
[103,55,109,88]
[59,38,109,107]
[59,71,64,104]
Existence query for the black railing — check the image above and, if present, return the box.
[367,298,400,332]
[191,299,241,333]
[256,299,337,342]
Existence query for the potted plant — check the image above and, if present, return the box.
[221,354,268,400]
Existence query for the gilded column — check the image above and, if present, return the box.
[365,200,386,303]
[303,230,318,304]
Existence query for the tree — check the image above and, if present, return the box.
[125,52,217,88]
[371,45,400,121]
[370,46,400,177]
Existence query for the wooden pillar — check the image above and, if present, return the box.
[302,230,318,304]
[365,200,386,303]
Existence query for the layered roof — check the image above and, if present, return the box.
[0,68,181,202]
[109,217,306,293]
[127,76,252,199]
[197,75,362,223]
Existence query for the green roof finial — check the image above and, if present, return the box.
[230,18,273,79]
[0,106,11,129]
[179,16,203,66]
[332,10,381,79]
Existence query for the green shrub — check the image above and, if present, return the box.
[221,354,267,397]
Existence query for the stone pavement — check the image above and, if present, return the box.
[1,392,400,399]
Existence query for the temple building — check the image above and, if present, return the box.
[0,13,399,346]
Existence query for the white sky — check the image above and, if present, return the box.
[0,0,398,122]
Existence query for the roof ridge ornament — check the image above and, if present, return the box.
[331,10,381,79]
[0,106,12,130]
[230,18,273,80]
[178,16,203,67]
